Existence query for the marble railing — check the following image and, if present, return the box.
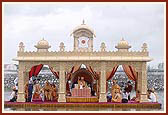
[17,50,149,57]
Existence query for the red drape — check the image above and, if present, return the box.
[49,67,59,79]
[122,65,138,90]
[106,66,119,92]
[29,66,37,78]
[66,81,70,94]
[106,66,119,81]
[86,66,99,80]
[73,65,80,72]
[66,66,75,95]
[70,66,75,73]
[67,66,74,80]
[29,65,40,79]
[29,64,43,79]
[34,64,43,76]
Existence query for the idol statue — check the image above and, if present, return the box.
[111,80,121,99]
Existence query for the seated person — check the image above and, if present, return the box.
[124,81,133,101]
[77,76,87,89]
[44,81,51,101]
[151,88,158,102]
[131,90,140,103]
[9,86,17,102]
[48,84,53,101]
[122,90,128,103]
[111,88,122,103]
[107,92,112,102]
[79,81,83,89]
[33,81,41,100]
[51,83,57,101]
[147,89,157,102]
[81,77,86,89]
[40,88,45,102]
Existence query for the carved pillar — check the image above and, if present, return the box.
[91,37,93,51]
[17,62,25,102]
[88,37,93,52]
[74,37,79,51]
[137,62,148,102]
[99,62,107,102]
[58,63,66,102]
[88,38,91,52]
[137,67,141,92]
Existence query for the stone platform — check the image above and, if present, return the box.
[4,101,161,109]
[66,96,98,102]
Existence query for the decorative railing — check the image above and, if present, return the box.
[17,50,149,57]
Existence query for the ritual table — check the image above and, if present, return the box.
[71,88,91,97]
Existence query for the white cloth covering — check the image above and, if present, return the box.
[148,92,157,102]
[122,92,128,100]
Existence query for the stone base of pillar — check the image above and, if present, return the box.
[58,93,66,102]
[140,94,149,103]
[99,93,107,102]
[17,93,25,102]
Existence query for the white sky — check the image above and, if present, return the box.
[3,2,165,67]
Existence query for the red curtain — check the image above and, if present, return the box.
[66,66,74,80]
[66,81,70,94]
[106,66,119,81]
[70,66,75,73]
[106,66,119,92]
[86,66,99,80]
[73,65,80,72]
[29,66,36,78]
[29,64,43,79]
[29,65,38,78]
[66,66,75,95]
[49,67,59,79]
[34,64,43,76]
[122,65,138,90]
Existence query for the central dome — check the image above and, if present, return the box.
[71,20,96,37]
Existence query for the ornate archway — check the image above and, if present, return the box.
[71,68,94,85]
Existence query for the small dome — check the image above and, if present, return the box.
[142,43,147,47]
[19,42,24,46]
[118,38,129,46]
[71,20,96,37]
[101,42,106,48]
[101,42,105,46]
[35,38,51,49]
[37,38,49,46]
[60,42,64,46]
[115,38,131,49]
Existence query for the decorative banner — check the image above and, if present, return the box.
[78,37,89,48]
